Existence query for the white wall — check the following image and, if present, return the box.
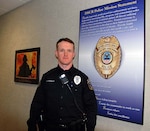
[0,0,149,130]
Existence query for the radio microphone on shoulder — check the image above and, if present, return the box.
[59,74,69,85]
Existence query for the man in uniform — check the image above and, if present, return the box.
[27,38,97,131]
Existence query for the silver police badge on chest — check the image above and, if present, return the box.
[74,75,81,85]
[94,36,121,79]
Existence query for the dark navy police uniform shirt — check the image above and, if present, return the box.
[28,65,97,131]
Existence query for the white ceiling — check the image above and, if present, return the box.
[0,0,32,16]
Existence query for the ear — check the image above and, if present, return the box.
[55,50,58,58]
[73,52,76,59]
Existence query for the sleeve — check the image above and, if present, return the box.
[27,76,45,131]
[83,78,97,131]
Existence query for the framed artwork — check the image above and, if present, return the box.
[14,47,40,84]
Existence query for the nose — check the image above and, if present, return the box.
[64,50,68,55]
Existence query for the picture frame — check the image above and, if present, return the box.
[14,47,40,84]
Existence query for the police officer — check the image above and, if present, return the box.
[27,38,97,131]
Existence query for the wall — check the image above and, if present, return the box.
[0,0,149,130]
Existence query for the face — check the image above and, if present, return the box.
[55,41,75,68]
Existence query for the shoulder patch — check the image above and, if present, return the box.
[87,79,93,90]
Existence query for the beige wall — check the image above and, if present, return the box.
[0,0,149,130]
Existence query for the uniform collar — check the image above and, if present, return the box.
[57,65,75,76]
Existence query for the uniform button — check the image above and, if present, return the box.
[60,118,62,121]
[60,107,63,110]
[60,96,63,99]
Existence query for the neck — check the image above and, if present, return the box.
[58,63,73,70]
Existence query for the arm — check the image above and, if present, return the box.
[27,78,45,131]
[83,78,97,131]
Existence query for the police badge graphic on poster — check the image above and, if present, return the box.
[94,35,122,79]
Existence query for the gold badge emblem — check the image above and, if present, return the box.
[94,36,121,79]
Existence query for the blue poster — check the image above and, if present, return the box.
[78,0,145,124]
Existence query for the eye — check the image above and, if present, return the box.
[59,49,65,52]
[68,49,71,52]
[67,49,73,53]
